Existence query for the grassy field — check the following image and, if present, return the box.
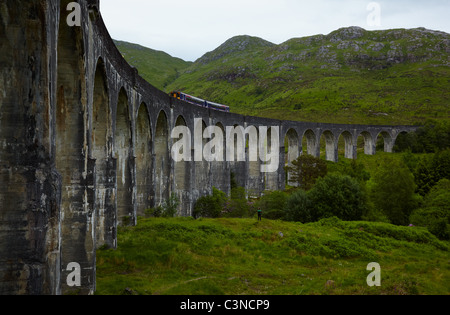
[96,216,449,295]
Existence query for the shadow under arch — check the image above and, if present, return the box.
[338,130,355,160]
[154,109,171,207]
[376,130,394,153]
[320,130,337,162]
[115,87,134,226]
[358,131,375,156]
[92,57,116,249]
[193,118,212,197]
[302,129,318,157]
[285,128,300,186]
[210,121,230,196]
[136,102,153,217]
[173,115,192,216]
[393,130,414,153]
[56,0,94,294]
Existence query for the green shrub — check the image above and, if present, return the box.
[145,206,164,218]
[414,149,450,196]
[410,179,450,240]
[162,193,180,218]
[224,199,251,218]
[428,219,449,241]
[285,154,328,190]
[370,157,418,225]
[222,187,253,218]
[145,193,180,218]
[394,120,450,153]
[309,174,367,221]
[284,189,315,223]
[193,187,227,219]
[284,174,367,223]
[258,191,288,220]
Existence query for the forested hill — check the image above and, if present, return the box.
[117,27,450,125]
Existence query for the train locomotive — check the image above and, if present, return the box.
[169,91,230,113]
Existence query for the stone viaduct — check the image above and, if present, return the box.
[0,0,417,295]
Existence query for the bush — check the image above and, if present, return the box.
[193,187,227,219]
[410,179,450,240]
[146,206,164,218]
[370,157,418,225]
[286,154,328,190]
[258,191,288,220]
[310,174,367,222]
[328,159,370,183]
[162,193,180,218]
[145,193,180,218]
[222,187,258,218]
[428,219,449,241]
[361,204,390,223]
[284,189,314,223]
[284,174,367,223]
[394,120,450,153]
[414,149,450,196]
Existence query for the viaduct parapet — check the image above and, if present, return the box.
[0,0,417,294]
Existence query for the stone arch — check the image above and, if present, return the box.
[154,110,171,207]
[376,130,394,153]
[229,123,246,189]
[136,102,153,217]
[262,126,280,192]
[194,118,211,197]
[173,115,192,216]
[247,125,261,197]
[320,130,337,162]
[302,129,318,157]
[393,130,412,152]
[56,1,94,294]
[210,122,230,195]
[357,131,375,155]
[338,131,355,160]
[115,87,134,226]
[285,129,300,186]
[92,57,113,248]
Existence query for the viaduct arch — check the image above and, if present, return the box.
[0,0,418,294]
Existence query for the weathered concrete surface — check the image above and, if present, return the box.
[0,0,418,294]
[0,0,61,295]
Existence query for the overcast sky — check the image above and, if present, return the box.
[100,0,450,62]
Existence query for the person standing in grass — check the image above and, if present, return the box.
[258,208,262,221]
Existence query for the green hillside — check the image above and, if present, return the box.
[115,27,450,125]
[114,40,192,91]
[165,27,450,125]
[96,216,449,295]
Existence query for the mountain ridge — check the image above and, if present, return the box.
[116,27,450,125]
[196,35,276,65]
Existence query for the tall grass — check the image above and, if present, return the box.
[96,217,449,295]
